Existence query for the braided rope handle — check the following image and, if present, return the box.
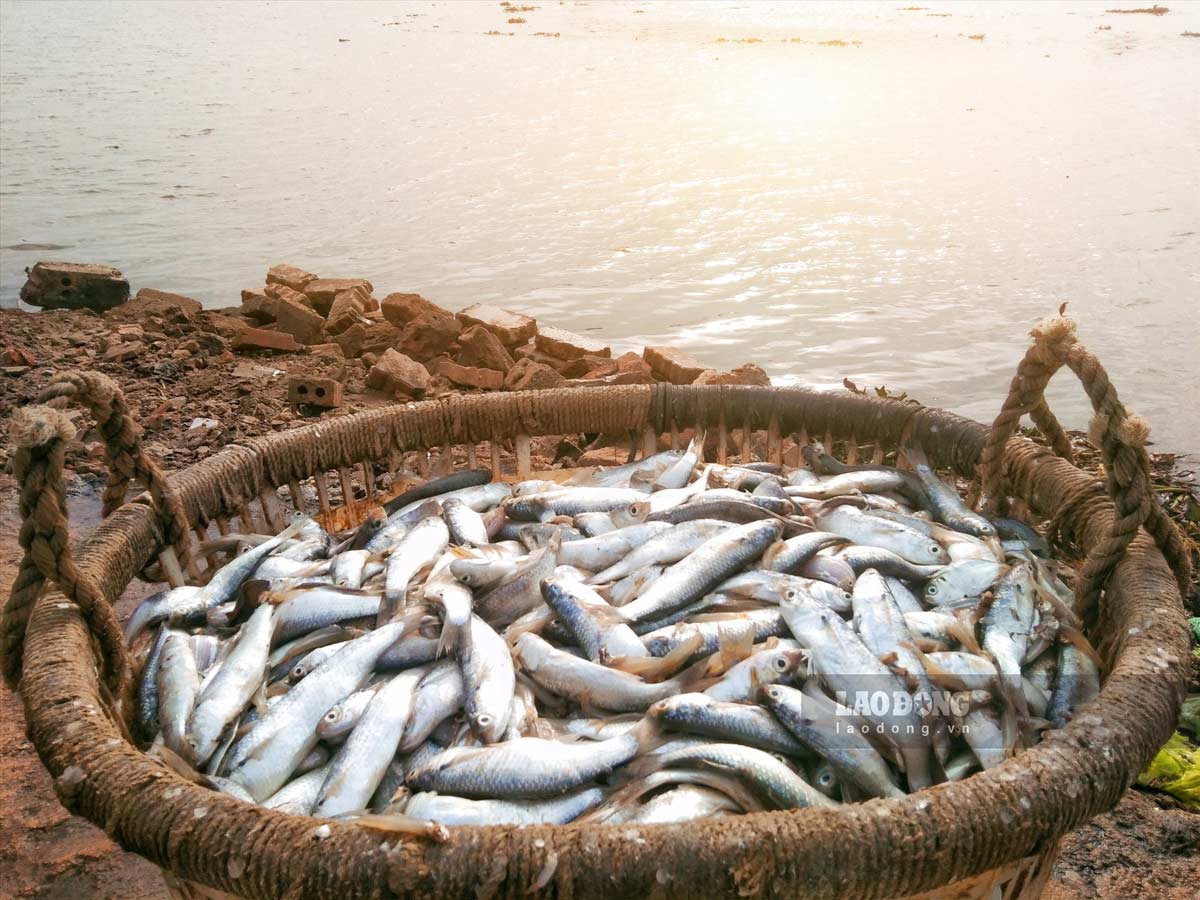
[37,370,193,571]
[973,314,1192,611]
[3,371,192,702]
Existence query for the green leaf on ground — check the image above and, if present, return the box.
[1137,732,1200,810]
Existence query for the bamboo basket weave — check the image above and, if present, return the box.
[2,318,1191,900]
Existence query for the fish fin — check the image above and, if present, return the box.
[565,466,600,485]
[716,621,755,670]
[947,612,985,655]
[901,640,967,692]
[252,673,269,718]
[149,743,206,784]
[674,637,726,691]
[578,696,603,720]
[611,632,702,682]
[1031,579,1083,629]
[446,545,475,559]
[998,699,1019,756]
[503,605,553,645]
[626,716,667,753]
[1057,623,1105,670]
[434,623,456,659]
[345,814,450,842]
[914,637,949,653]
[375,593,402,628]
[272,518,307,543]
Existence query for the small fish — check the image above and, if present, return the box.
[156,629,200,759]
[186,604,274,767]
[141,448,1086,823]
[406,733,644,799]
[459,616,515,742]
[442,497,490,547]
[403,787,603,826]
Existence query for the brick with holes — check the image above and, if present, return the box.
[287,376,343,409]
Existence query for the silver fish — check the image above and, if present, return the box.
[406,733,642,799]
[442,497,490,547]
[459,615,515,743]
[156,629,200,759]
[618,520,783,623]
[186,604,274,767]
[645,742,831,810]
[816,505,949,566]
[404,787,603,826]
[515,633,686,712]
[651,693,806,756]
[541,576,647,662]
[588,519,731,585]
[313,666,428,817]
[225,619,409,801]
[399,661,465,752]
[762,683,903,799]
[381,517,449,623]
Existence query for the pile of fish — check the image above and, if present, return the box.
[129,435,1101,829]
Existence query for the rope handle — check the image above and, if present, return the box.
[2,371,192,701]
[972,313,1191,612]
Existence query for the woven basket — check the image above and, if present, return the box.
[4,322,1190,900]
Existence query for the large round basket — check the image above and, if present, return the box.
[4,323,1191,900]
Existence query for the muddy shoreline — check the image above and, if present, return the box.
[1,273,1197,898]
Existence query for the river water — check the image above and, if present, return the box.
[2,1,1197,451]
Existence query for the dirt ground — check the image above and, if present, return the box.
[0,478,167,899]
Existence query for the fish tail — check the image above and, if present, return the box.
[946,612,984,656]
[614,632,705,682]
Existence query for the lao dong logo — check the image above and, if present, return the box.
[832,689,974,738]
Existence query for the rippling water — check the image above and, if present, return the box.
[2,1,1197,451]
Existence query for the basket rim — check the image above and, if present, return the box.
[17,385,1190,900]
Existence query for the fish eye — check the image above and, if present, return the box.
[929,544,942,556]
[926,584,938,595]
[476,714,492,727]
[784,589,799,602]
[819,771,833,786]
[324,711,338,722]
[766,687,781,699]
[772,655,790,672]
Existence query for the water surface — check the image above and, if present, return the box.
[2,1,1197,450]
